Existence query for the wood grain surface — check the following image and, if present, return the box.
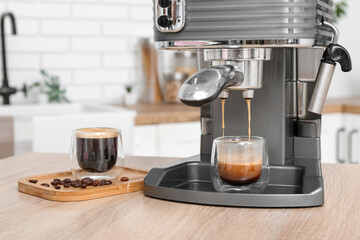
[323,97,360,114]
[1,153,360,240]
[18,167,147,201]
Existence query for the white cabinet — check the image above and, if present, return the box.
[133,122,201,158]
[321,113,360,164]
[158,122,200,157]
[321,113,344,164]
[346,114,360,164]
[133,125,158,156]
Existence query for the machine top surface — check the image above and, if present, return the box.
[154,0,334,49]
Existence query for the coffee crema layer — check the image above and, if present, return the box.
[75,128,118,139]
[218,159,262,185]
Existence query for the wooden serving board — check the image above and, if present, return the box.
[18,167,148,202]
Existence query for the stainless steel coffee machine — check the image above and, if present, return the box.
[144,0,352,207]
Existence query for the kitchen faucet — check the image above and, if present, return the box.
[0,12,26,105]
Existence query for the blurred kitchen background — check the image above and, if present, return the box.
[0,0,359,164]
[0,0,154,104]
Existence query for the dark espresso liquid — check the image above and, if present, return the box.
[76,136,117,173]
[221,98,226,137]
[246,98,251,141]
[218,159,262,185]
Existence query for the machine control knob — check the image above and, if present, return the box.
[158,0,172,8]
[157,15,173,28]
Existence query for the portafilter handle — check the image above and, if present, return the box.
[178,65,243,107]
[308,44,352,114]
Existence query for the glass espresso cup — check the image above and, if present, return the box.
[210,136,269,193]
[70,127,125,180]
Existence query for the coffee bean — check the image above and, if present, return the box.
[51,181,58,186]
[81,177,91,185]
[80,183,87,189]
[41,183,49,187]
[100,180,106,186]
[53,179,61,184]
[121,177,129,181]
[59,181,64,185]
[93,180,100,187]
[70,181,81,187]
[105,180,112,185]
[64,178,71,183]
[64,183,70,188]
[55,185,61,190]
[29,179,38,184]
[86,179,93,186]
[75,180,80,184]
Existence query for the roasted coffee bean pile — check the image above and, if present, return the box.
[28,176,129,190]
[49,177,114,190]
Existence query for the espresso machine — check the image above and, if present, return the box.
[144,0,352,207]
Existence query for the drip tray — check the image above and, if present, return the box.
[144,156,324,207]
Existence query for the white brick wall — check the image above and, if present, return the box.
[103,21,153,37]
[71,37,127,52]
[41,20,101,36]
[7,36,69,52]
[73,69,129,84]
[72,4,128,19]
[7,54,40,69]
[103,53,134,68]
[41,53,101,68]
[7,2,71,18]
[0,0,153,104]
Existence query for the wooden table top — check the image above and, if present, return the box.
[1,153,360,240]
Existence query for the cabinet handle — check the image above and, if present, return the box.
[348,129,359,164]
[336,127,346,164]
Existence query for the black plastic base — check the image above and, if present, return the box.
[144,156,324,208]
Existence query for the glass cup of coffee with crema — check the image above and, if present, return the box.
[210,136,269,193]
[70,127,125,180]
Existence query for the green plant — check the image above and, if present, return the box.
[334,1,348,22]
[125,84,133,94]
[28,70,70,103]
